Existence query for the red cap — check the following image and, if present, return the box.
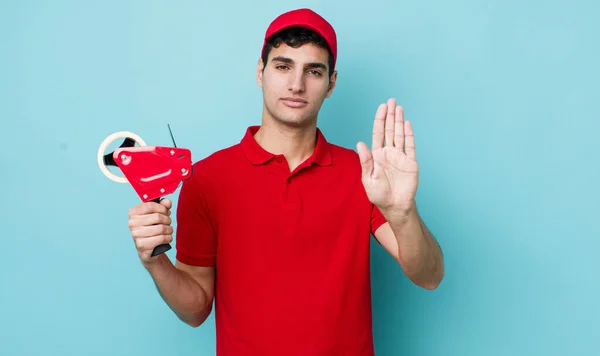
[261,8,337,69]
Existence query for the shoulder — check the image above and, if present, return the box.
[328,143,362,170]
[181,142,243,191]
[191,142,244,174]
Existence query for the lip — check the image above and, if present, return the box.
[281,97,308,108]
[281,97,307,103]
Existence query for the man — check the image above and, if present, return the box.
[127,8,444,356]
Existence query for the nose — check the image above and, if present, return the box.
[288,69,305,94]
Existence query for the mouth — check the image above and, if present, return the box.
[281,97,308,108]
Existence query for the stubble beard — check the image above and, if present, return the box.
[264,101,317,129]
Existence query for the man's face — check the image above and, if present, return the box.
[257,43,337,128]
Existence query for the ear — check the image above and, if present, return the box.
[256,58,264,88]
[325,70,338,98]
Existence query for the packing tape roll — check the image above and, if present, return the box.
[97,131,147,183]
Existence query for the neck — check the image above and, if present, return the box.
[254,118,318,171]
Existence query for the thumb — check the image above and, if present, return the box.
[160,198,172,211]
[356,142,373,179]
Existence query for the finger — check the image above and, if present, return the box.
[148,200,171,216]
[128,213,172,230]
[136,234,173,252]
[394,105,405,150]
[129,201,171,217]
[159,198,172,210]
[404,120,416,159]
[372,103,387,150]
[131,224,173,239]
[384,98,396,147]
[356,141,374,179]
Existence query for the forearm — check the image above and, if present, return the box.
[144,255,212,327]
[382,202,444,289]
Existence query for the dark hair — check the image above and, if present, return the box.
[262,26,335,78]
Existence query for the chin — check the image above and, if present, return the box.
[277,114,315,128]
[270,109,309,125]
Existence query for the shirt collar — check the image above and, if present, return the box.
[241,125,332,166]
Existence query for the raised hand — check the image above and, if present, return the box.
[357,98,419,214]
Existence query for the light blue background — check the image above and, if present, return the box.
[1,0,598,355]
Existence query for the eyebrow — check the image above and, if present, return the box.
[271,56,328,70]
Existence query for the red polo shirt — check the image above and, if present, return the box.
[175,126,387,356]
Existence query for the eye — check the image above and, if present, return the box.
[309,70,322,76]
[276,65,289,70]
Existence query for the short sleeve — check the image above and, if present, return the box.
[370,204,387,236]
[175,169,217,266]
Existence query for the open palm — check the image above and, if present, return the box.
[357,98,419,213]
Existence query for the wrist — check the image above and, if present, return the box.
[142,253,170,273]
[380,199,416,221]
